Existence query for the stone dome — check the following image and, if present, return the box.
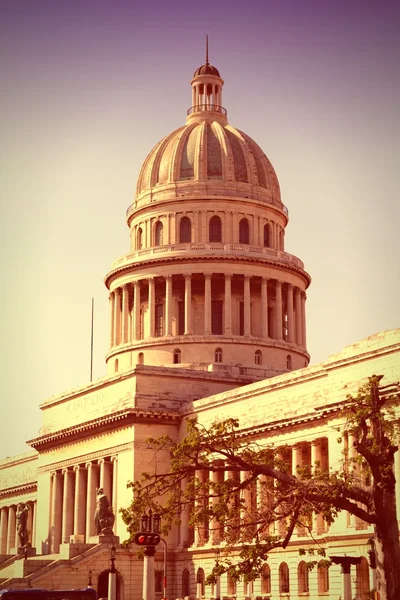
[135,120,281,205]
[193,62,220,77]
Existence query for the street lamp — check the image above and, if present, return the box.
[88,569,93,588]
[110,545,116,573]
[134,510,166,600]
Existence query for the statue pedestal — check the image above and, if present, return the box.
[90,534,120,545]
[17,547,36,557]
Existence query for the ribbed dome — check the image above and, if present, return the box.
[193,63,220,77]
[136,120,281,204]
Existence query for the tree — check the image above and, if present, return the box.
[121,375,400,600]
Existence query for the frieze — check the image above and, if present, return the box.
[0,464,37,491]
[37,442,132,474]
[66,389,108,413]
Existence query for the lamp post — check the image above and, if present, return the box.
[88,569,93,588]
[108,544,117,600]
[215,548,221,600]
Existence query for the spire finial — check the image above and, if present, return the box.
[206,34,209,64]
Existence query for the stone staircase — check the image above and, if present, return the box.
[0,543,103,590]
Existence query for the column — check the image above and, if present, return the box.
[73,466,86,538]
[295,287,302,345]
[244,275,251,336]
[342,562,353,600]
[204,274,211,335]
[311,440,324,534]
[287,283,294,342]
[194,470,205,545]
[240,471,251,538]
[61,469,74,544]
[30,501,36,549]
[85,462,99,540]
[99,459,112,505]
[301,291,307,348]
[122,285,129,344]
[224,274,232,335]
[111,456,118,519]
[165,276,172,336]
[0,507,8,554]
[395,438,400,522]
[184,274,192,335]
[50,472,63,553]
[327,432,347,533]
[348,434,359,528]
[179,478,190,547]
[114,288,121,345]
[148,278,155,338]
[134,281,141,340]
[6,505,16,553]
[210,469,221,544]
[275,280,283,339]
[109,292,115,347]
[261,278,268,338]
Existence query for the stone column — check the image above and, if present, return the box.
[61,469,74,543]
[6,505,16,554]
[0,507,8,554]
[261,277,268,338]
[184,274,192,335]
[111,456,118,518]
[286,283,294,342]
[295,287,302,345]
[275,280,283,339]
[347,434,358,528]
[165,275,172,336]
[85,462,99,540]
[114,288,121,345]
[210,469,221,544]
[179,477,190,547]
[301,291,307,348]
[29,501,36,549]
[50,472,63,553]
[204,274,211,335]
[224,274,232,335]
[99,459,112,504]
[194,470,206,545]
[311,440,324,534]
[148,278,155,338]
[122,285,129,344]
[109,292,115,347]
[244,275,251,336]
[240,471,251,537]
[134,281,141,340]
[73,465,86,537]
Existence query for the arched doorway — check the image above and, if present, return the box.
[97,569,123,600]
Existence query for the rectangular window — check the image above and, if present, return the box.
[155,570,163,594]
[178,301,185,335]
[140,309,144,339]
[211,300,223,334]
[155,303,164,337]
[239,302,244,336]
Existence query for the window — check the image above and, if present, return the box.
[255,350,262,365]
[356,557,370,600]
[209,215,222,242]
[279,562,290,594]
[182,568,190,598]
[114,359,119,373]
[155,221,163,246]
[239,302,244,336]
[211,300,223,334]
[239,218,250,244]
[155,303,164,337]
[227,570,236,596]
[261,564,271,594]
[196,568,205,597]
[317,562,329,594]
[138,352,144,365]
[279,229,284,250]
[263,223,270,248]
[298,561,309,593]
[173,348,181,364]
[286,354,292,370]
[180,217,192,243]
[215,347,223,363]
[155,570,163,594]
[178,301,185,336]
[137,227,143,249]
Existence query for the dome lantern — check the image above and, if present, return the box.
[187,36,227,124]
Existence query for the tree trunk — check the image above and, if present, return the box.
[374,488,400,600]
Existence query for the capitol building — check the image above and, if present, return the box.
[0,52,399,600]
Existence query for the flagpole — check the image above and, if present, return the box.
[90,297,94,382]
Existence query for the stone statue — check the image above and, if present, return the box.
[16,503,30,547]
[94,487,115,535]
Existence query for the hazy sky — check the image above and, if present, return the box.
[1,0,399,458]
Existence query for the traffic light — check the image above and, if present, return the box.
[134,532,161,546]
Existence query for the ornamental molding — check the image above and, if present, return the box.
[0,482,37,500]
[38,443,132,474]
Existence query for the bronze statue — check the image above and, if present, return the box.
[94,488,115,535]
[16,503,30,547]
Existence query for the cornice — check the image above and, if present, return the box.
[27,408,181,451]
[38,442,131,473]
[0,482,37,500]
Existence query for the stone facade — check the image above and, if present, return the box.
[0,54,399,600]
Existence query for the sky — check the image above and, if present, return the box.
[1,0,399,458]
